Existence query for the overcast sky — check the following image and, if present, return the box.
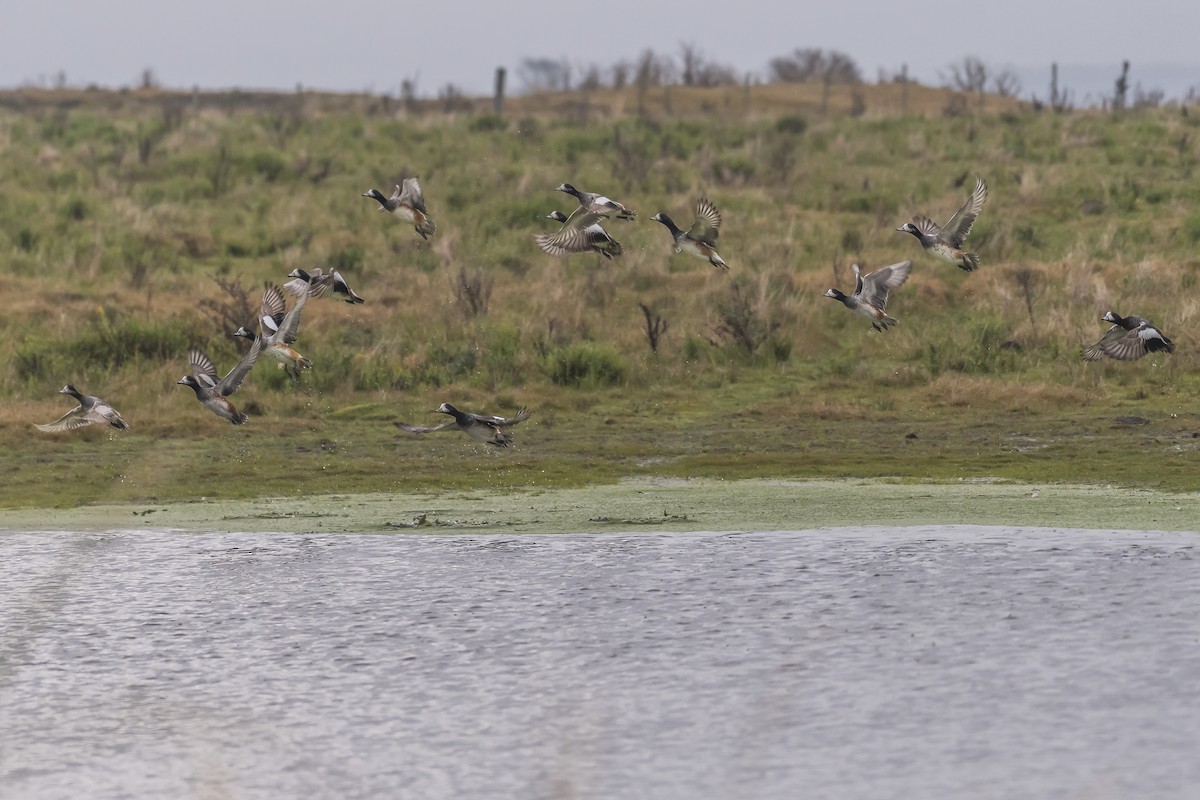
[3,1,1198,102]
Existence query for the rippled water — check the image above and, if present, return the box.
[1,526,1198,800]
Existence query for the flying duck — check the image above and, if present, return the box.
[34,384,128,433]
[535,211,623,260]
[824,260,913,331]
[1083,311,1175,361]
[234,283,311,378]
[362,177,437,239]
[897,175,988,271]
[555,183,637,220]
[284,268,364,304]
[176,338,262,424]
[395,403,531,447]
[651,197,728,270]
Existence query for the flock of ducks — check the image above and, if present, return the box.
[34,173,1176,444]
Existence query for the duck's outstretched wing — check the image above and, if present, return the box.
[484,407,531,428]
[686,197,721,246]
[941,175,988,247]
[217,336,261,396]
[275,284,308,343]
[398,177,428,213]
[35,405,92,432]
[534,213,604,256]
[1099,323,1174,361]
[860,259,912,307]
[395,420,457,435]
[188,349,220,389]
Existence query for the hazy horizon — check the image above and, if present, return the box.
[2,1,1198,105]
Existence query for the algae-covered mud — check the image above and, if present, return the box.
[4,478,1199,533]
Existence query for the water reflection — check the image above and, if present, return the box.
[1,527,1198,799]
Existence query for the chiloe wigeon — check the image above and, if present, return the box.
[34,384,128,433]
[177,339,262,425]
[897,175,988,271]
[651,197,728,270]
[1083,311,1175,361]
[395,403,531,447]
[555,183,637,221]
[234,283,311,378]
[362,177,437,239]
[284,267,364,305]
[825,260,913,332]
[535,210,623,260]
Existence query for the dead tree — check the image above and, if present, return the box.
[638,302,669,354]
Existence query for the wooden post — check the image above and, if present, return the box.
[901,64,908,114]
[493,67,506,115]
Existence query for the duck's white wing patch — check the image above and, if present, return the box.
[260,284,286,322]
[485,407,530,427]
[189,349,219,384]
[534,213,604,256]
[1100,328,1149,361]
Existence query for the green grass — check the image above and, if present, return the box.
[2,85,1200,509]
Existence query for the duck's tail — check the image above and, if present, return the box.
[873,315,899,332]
[415,216,437,240]
[960,252,980,271]
[599,240,623,259]
[709,252,729,270]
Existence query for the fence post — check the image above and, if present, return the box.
[493,67,506,115]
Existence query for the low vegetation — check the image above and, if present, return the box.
[2,82,1200,509]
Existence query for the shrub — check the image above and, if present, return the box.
[468,115,507,133]
[775,115,808,135]
[543,342,625,387]
[14,311,191,381]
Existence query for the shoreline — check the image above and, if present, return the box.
[3,478,1198,534]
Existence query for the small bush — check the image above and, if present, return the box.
[544,342,625,387]
[14,311,191,381]
[248,150,287,182]
[468,115,507,133]
[775,115,809,135]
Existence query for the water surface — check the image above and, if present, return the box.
[2,526,1198,799]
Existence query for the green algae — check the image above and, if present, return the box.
[5,478,1199,534]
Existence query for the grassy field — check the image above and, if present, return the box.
[2,82,1200,512]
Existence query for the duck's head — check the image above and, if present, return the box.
[555,183,578,196]
[650,212,678,232]
[176,375,198,388]
[1101,310,1119,324]
[287,267,311,282]
[545,211,569,222]
[58,384,78,396]
[362,188,386,202]
[232,326,255,340]
[824,289,846,301]
[436,402,458,416]
[896,222,921,237]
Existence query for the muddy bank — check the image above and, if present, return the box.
[2,478,1199,533]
